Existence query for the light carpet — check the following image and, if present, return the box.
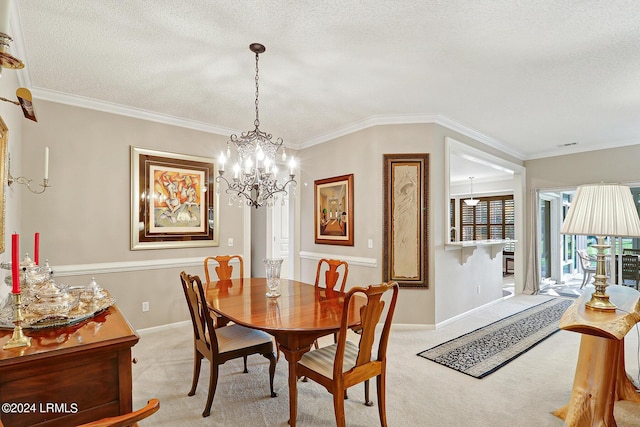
[417,298,572,378]
[132,294,640,426]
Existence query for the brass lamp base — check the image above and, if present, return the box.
[584,238,616,312]
[584,290,617,311]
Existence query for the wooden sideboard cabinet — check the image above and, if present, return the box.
[0,306,139,427]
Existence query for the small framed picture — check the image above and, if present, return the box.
[314,174,354,246]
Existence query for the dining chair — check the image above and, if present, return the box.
[205,254,282,361]
[576,249,596,289]
[296,281,399,427]
[204,254,244,283]
[75,398,159,427]
[620,254,640,290]
[311,258,349,349]
[315,258,349,292]
[180,271,277,418]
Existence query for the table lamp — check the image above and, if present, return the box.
[560,183,640,311]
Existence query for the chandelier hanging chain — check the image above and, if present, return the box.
[254,50,260,128]
[215,43,297,209]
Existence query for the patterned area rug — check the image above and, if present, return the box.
[417,298,573,378]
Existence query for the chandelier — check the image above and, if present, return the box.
[217,43,296,209]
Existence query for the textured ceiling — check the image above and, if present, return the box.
[7,0,640,170]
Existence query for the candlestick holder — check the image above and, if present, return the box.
[8,175,50,194]
[3,292,31,350]
[7,154,50,194]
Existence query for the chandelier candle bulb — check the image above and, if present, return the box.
[218,153,226,172]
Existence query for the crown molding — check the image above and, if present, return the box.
[297,113,526,160]
[32,87,239,135]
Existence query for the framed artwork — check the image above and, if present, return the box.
[383,153,429,288]
[131,146,218,250]
[0,116,6,254]
[314,174,354,246]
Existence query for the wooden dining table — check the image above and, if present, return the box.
[205,277,365,426]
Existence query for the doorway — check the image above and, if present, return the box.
[250,194,294,279]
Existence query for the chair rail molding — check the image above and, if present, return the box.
[51,257,238,277]
[298,251,377,268]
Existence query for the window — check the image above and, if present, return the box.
[461,195,515,252]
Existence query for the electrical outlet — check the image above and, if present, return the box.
[476,285,480,294]
[142,301,149,312]
[368,239,373,249]
[228,237,233,246]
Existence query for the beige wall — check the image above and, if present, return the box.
[525,145,640,189]
[19,100,245,329]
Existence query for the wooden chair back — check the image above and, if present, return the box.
[180,271,218,356]
[76,398,159,427]
[315,258,349,292]
[204,255,244,283]
[335,282,398,380]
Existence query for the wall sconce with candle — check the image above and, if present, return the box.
[7,147,50,194]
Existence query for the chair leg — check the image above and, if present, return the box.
[243,355,248,373]
[377,374,388,427]
[332,389,347,427]
[580,271,588,289]
[188,351,203,396]
[203,363,219,418]
[364,379,373,406]
[263,351,278,397]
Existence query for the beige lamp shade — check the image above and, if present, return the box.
[561,183,640,237]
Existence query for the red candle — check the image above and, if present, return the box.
[11,233,19,294]
[34,232,40,265]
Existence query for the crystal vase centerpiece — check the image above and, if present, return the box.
[264,258,283,298]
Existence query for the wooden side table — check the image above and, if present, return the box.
[554,285,640,426]
[0,306,138,427]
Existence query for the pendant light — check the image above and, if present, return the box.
[464,177,480,206]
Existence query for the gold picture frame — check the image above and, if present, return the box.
[0,116,6,254]
[131,146,219,250]
[314,174,354,246]
[383,153,429,288]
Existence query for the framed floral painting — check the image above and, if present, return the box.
[131,147,218,250]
